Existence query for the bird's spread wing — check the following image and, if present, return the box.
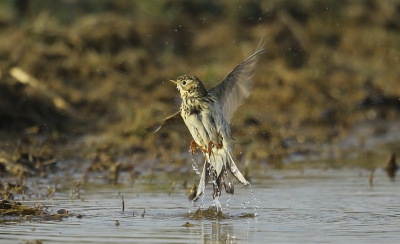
[153,110,182,133]
[209,42,266,122]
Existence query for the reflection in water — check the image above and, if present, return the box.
[202,221,236,243]
[368,168,374,187]
[385,153,398,181]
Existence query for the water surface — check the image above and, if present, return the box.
[1,168,399,243]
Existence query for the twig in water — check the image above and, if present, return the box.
[122,195,125,212]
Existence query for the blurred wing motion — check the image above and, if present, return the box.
[153,110,182,133]
[209,43,266,122]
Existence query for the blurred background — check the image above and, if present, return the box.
[0,0,400,177]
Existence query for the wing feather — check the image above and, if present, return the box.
[153,110,181,133]
[209,43,266,122]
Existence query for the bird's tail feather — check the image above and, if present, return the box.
[220,165,234,194]
[195,148,248,200]
[226,151,249,185]
[194,160,210,200]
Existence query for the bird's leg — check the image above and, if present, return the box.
[214,143,223,149]
[207,141,223,155]
[189,140,198,154]
[207,141,213,155]
[190,140,207,154]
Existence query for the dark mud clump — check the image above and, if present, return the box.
[188,206,229,220]
[0,199,70,223]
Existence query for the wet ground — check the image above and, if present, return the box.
[1,105,399,244]
[1,167,400,243]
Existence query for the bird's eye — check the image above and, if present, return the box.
[182,81,186,85]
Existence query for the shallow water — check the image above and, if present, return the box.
[1,167,400,243]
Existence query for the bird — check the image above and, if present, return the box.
[157,42,265,200]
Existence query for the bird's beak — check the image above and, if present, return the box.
[169,79,178,85]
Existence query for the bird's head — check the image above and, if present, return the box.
[170,75,207,98]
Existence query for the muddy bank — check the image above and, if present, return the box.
[0,1,400,181]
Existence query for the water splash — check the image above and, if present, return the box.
[189,199,195,214]
[200,190,205,209]
[212,196,222,211]
[198,179,205,209]
[248,183,261,217]
[241,201,250,208]
[225,196,231,214]
[191,154,201,175]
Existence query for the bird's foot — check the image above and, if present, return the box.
[190,140,207,154]
[207,141,223,155]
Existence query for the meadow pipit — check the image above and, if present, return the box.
[160,42,265,200]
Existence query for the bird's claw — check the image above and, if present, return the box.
[207,141,223,156]
[190,140,222,155]
[190,140,207,154]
